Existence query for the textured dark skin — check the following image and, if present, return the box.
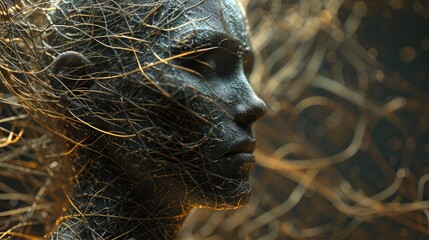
[47,0,267,239]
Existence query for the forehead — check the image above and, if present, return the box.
[170,0,250,48]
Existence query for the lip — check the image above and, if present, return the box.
[221,153,256,179]
[234,153,256,177]
[216,138,257,179]
[225,138,257,155]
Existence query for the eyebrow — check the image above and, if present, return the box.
[171,29,249,55]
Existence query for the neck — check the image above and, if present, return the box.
[50,153,191,239]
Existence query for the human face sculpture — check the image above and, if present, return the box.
[164,0,267,209]
[51,0,266,210]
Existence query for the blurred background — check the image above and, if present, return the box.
[181,0,429,239]
[1,0,429,239]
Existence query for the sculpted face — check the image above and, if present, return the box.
[51,0,266,209]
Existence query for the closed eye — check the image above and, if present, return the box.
[194,58,215,71]
[178,48,234,78]
[178,50,215,78]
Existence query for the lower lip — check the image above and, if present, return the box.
[229,153,256,178]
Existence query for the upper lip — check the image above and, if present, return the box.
[226,138,256,154]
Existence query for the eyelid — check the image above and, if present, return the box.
[243,49,255,78]
[218,38,243,56]
[172,30,246,56]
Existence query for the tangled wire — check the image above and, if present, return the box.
[183,0,429,239]
[1,0,429,239]
[1,0,268,238]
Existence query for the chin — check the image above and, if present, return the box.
[200,153,256,209]
[213,180,253,210]
[190,175,253,210]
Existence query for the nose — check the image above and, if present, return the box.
[233,93,267,127]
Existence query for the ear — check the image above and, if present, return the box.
[50,51,93,90]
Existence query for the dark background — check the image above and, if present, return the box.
[181,1,429,239]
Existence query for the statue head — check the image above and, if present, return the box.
[17,0,267,212]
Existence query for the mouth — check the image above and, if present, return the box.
[222,138,257,179]
[226,138,257,154]
[197,138,257,205]
[231,153,256,178]
[222,138,256,179]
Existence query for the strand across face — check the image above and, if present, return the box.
[51,0,267,210]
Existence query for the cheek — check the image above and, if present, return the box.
[110,80,224,159]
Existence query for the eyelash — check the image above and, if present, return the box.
[242,51,254,78]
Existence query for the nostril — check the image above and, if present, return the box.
[234,97,267,126]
